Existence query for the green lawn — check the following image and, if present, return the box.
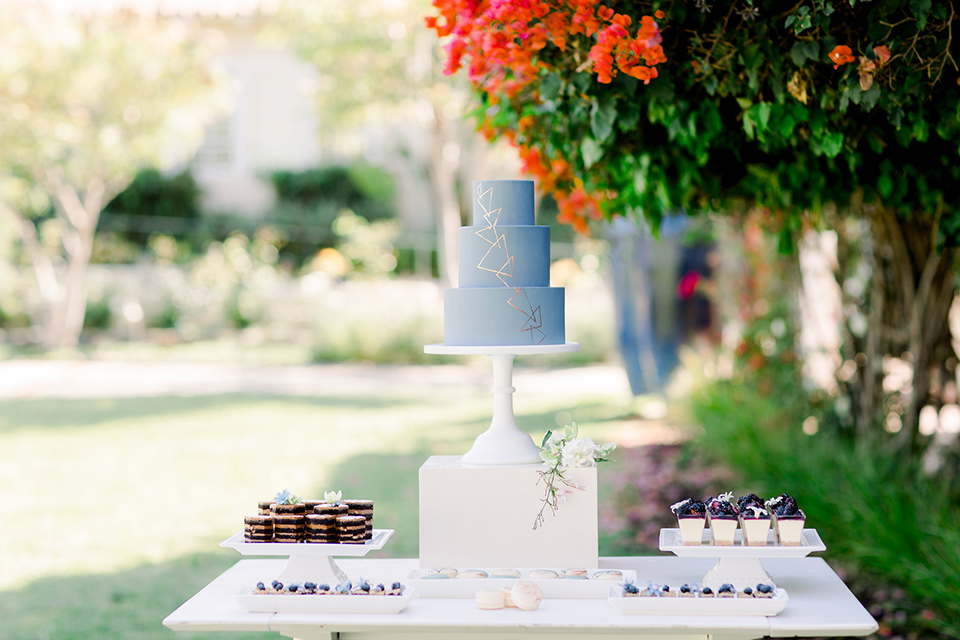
[0,371,643,640]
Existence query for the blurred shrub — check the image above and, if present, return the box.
[599,444,734,555]
[266,164,395,269]
[100,169,201,249]
[269,164,393,220]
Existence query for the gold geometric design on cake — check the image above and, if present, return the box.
[474,182,546,344]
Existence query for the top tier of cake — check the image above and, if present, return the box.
[441,180,565,347]
[470,179,535,226]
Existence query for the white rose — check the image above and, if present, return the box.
[561,437,598,468]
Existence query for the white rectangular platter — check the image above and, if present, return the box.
[407,568,636,599]
[237,586,415,614]
[221,529,393,557]
[609,587,789,616]
[659,528,824,557]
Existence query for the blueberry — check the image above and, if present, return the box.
[744,587,753,595]
[719,583,734,593]
[318,584,330,591]
[256,582,266,591]
[391,582,401,591]
[701,587,713,595]
[361,582,371,592]
[377,583,385,592]
[757,583,773,593]
[271,580,281,589]
[288,584,299,593]
[680,584,690,593]
[304,582,316,590]
[624,583,639,594]
[662,585,670,592]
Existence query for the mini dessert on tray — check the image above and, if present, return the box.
[706,492,739,546]
[670,498,707,545]
[244,516,274,543]
[737,493,771,546]
[766,493,806,545]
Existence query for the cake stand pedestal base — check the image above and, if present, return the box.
[277,555,348,586]
[424,343,580,466]
[701,557,774,592]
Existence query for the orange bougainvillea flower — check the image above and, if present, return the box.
[829,44,855,69]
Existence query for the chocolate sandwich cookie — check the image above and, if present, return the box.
[244,515,274,542]
[305,514,339,543]
[271,502,306,516]
[336,515,367,544]
[344,500,374,539]
[272,514,305,542]
[303,500,326,513]
[314,503,347,517]
[258,501,275,515]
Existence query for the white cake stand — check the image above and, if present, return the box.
[424,343,580,465]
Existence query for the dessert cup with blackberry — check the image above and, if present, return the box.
[706,492,739,546]
[670,498,707,546]
[737,493,771,546]
[766,493,806,545]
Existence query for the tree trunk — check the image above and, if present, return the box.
[427,103,461,287]
[835,203,959,456]
[27,174,106,349]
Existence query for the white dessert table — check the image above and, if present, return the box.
[163,556,878,640]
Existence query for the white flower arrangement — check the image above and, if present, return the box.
[533,422,615,530]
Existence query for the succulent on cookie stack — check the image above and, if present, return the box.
[271,489,306,542]
[706,492,739,546]
[737,493,771,547]
[670,498,707,546]
[766,493,806,546]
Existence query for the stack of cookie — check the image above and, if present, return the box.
[306,503,342,543]
[336,515,367,544]
[244,515,274,542]
[272,502,306,543]
[344,499,374,540]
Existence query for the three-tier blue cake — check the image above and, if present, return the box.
[442,180,565,346]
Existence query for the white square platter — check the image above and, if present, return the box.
[236,586,415,614]
[406,568,637,599]
[659,528,825,557]
[221,529,393,556]
[608,587,789,616]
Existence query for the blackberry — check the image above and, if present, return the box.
[671,498,706,517]
[737,493,764,512]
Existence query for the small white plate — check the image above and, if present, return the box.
[237,586,415,614]
[659,528,825,557]
[609,587,789,616]
[407,568,636,599]
[221,529,394,557]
